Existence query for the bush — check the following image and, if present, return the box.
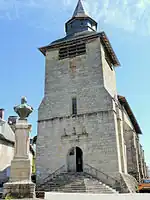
[5,193,13,199]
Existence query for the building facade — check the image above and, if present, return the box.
[36,0,148,193]
[117,96,148,181]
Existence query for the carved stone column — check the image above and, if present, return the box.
[3,97,35,199]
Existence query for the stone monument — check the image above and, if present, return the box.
[3,97,35,199]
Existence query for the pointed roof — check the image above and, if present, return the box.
[72,0,87,17]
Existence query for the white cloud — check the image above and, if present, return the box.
[0,0,150,35]
[81,0,150,35]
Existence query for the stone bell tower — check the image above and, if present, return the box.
[36,0,137,193]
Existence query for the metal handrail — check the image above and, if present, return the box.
[38,164,66,187]
[84,163,121,191]
[44,165,65,182]
[38,163,121,192]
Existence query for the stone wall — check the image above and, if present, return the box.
[142,151,147,178]
[123,123,140,181]
[116,104,128,174]
[139,145,145,179]
[36,37,123,184]
[122,108,134,130]
[38,37,117,121]
[0,140,14,185]
[100,43,117,98]
[36,109,121,183]
[36,33,142,193]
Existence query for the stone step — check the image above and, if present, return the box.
[37,172,119,194]
[36,191,45,199]
[84,178,118,194]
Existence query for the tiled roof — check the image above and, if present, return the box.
[118,95,142,134]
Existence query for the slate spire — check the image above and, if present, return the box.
[65,0,97,36]
[72,0,86,17]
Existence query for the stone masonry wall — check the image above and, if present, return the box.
[123,123,140,181]
[38,37,116,121]
[101,43,117,98]
[136,136,143,181]
[0,140,14,184]
[116,105,128,174]
[36,110,120,184]
[36,37,122,184]
[139,145,145,179]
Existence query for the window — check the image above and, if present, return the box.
[72,97,77,115]
[59,42,86,60]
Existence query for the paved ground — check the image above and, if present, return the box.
[44,192,150,200]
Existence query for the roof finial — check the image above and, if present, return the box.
[72,0,86,17]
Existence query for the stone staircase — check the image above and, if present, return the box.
[84,178,118,193]
[121,173,138,193]
[37,171,119,194]
[54,176,86,193]
[38,172,85,192]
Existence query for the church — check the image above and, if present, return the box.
[36,0,148,193]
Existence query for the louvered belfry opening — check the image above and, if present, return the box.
[59,41,86,60]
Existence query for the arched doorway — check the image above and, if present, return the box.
[67,147,83,172]
[76,147,83,172]
[67,147,76,172]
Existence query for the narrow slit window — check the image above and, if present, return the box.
[72,97,77,115]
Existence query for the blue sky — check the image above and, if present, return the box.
[0,0,150,166]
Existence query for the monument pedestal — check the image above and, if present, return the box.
[2,99,35,199]
[9,159,32,182]
[3,181,35,199]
